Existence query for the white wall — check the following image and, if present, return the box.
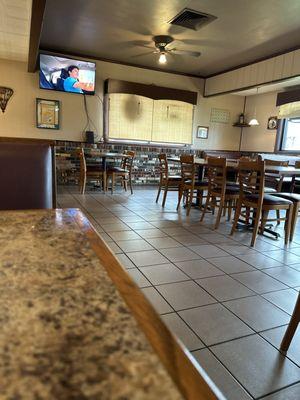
[241,91,278,152]
[0,57,244,149]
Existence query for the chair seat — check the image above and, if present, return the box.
[185,180,208,187]
[264,187,277,193]
[168,175,182,181]
[107,167,128,174]
[270,192,300,203]
[87,166,104,173]
[246,194,293,206]
[213,185,240,195]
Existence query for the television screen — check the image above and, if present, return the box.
[39,54,96,95]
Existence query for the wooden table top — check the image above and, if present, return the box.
[168,157,300,176]
[0,209,223,400]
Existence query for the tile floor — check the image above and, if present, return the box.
[58,186,300,400]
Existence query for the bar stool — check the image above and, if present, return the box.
[156,154,181,207]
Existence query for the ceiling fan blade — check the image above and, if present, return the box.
[131,50,156,58]
[130,40,154,48]
[169,48,201,57]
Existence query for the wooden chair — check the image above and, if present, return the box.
[280,292,300,352]
[106,150,135,194]
[231,157,293,247]
[269,192,300,241]
[200,157,240,229]
[264,159,289,193]
[78,148,104,194]
[176,154,208,216]
[156,154,182,207]
[291,160,300,193]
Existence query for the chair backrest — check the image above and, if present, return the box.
[264,159,289,191]
[157,153,169,180]
[295,160,300,169]
[121,150,135,172]
[180,154,195,185]
[265,159,289,167]
[206,157,227,196]
[78,147,87,173]
[238,157,265,205]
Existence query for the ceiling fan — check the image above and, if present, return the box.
[133,35,201,64]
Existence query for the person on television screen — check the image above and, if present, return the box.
[63,65,94,93]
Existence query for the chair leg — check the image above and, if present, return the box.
[276,210,281,225]
[162,183,169,207]
[129,174,133,195]
[260,210,269,234]
[227,200,234,221]
[251,207,261,247]
[80,173,86,194]
[111,173,115,194]
[230,201,242,235]
[280,292,300,352]
[284,205,293,245]
[290,202,299,242]
[186,189,194,216]
[200,194,211,222]
[176,186,183,211]
[215,198,224,230]
[156,183,162,203]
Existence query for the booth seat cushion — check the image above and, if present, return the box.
[0,141,55,210]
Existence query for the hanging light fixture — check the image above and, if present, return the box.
[158,52,167,64]
[249,87,259,126]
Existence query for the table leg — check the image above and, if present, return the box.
[102,156,107,192]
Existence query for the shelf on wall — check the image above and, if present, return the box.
[233,123,251,128]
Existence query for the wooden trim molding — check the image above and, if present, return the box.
[28,0,46,72]
[39,48,205,79]
[104,79,198,105]
[74,211,226,400]
[276,89,300,106]
[205,45,300,79]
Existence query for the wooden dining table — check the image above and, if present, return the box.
[168,156,300,239]
[168,157,300,177]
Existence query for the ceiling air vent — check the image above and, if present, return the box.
[169,8,217,31]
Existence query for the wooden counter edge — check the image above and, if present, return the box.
[71,208,226,400]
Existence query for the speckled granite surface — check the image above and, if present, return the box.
[0,209,183,400]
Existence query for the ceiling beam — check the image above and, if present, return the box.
[28,0,46,72]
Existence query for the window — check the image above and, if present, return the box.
[280,118,300,151]
[107,94,193,145]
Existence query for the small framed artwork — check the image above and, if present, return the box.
[36,98,60,129]
[267,116,278,130]
[196,126,209,139]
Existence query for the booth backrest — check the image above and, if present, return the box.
[0,139,56,210]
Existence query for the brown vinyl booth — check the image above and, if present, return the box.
[0,138,56,210]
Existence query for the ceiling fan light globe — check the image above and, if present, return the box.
[249,118,259,126]
[158,53,167,64]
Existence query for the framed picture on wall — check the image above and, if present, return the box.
[196,126,209,139]
[267,116,278,130]
[36,98,60,129]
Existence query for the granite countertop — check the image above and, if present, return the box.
[0,209,183,400]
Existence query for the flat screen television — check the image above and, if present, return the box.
[39,54,96,95]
